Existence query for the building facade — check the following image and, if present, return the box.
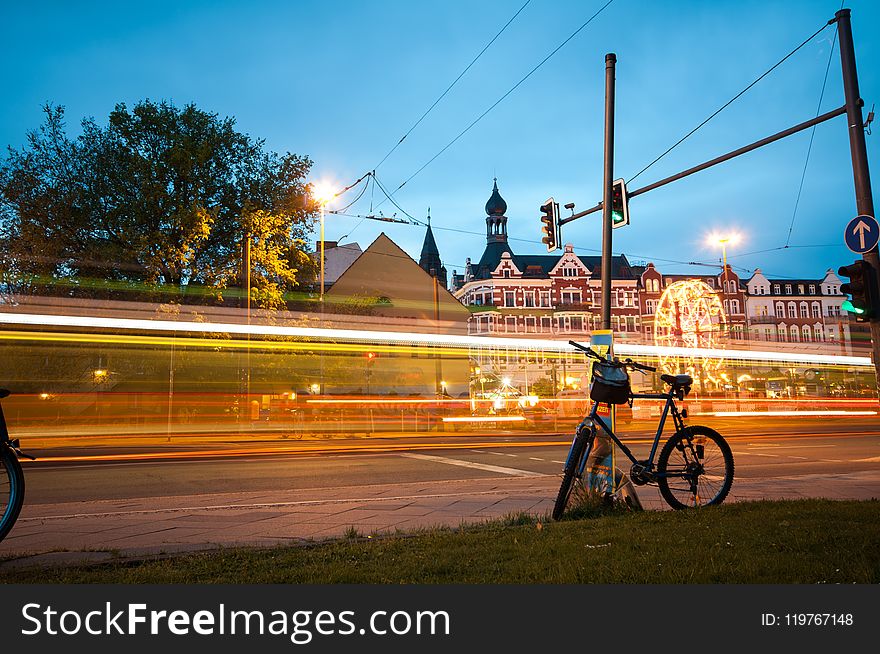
[449,180,853,351]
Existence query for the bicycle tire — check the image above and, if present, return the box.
[656,425,734,510]
[0,445,24,542]
[552,434,589,520]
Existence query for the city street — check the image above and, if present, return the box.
[0,415,877,567]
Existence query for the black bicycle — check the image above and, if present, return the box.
[0,389,30,542]
[553,341,734,519]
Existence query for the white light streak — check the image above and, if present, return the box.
[0,311,872,368]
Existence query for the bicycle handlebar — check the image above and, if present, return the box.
[568,341,656,372]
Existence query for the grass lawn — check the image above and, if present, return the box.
[1,499,877,584]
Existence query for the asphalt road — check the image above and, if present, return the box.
[16,416,880,506]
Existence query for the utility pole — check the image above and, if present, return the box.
[601,53,616,331]
[837,8,880,391]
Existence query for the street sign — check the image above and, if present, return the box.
[844,214,879,254]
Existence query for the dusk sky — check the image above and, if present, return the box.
[2,0,878,282]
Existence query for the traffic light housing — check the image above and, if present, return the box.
[540,197,560,252]
[610,178,629,229]
[839,259,877,321]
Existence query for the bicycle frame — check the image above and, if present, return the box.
[567,390,687,481]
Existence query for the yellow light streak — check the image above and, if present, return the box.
[0,311,872,368]
[442,416,526,423]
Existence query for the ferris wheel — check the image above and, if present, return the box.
[653,279,728,384]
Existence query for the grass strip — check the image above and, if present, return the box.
[1,499,877,584]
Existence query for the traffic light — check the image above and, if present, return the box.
[610,178,629,229]
[838,259,877,321]
[540,197,559,252]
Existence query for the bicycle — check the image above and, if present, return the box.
[0,389,31,542]
[552,341,734,519]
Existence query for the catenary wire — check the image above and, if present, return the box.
[372,0,532,171]
[626,19,834,186]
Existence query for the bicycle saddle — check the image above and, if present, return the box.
[660,374,692,387]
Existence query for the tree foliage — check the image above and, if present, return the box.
[0,101,318,308]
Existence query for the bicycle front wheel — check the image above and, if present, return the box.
[656,425,734,510]
[0,445,25,542]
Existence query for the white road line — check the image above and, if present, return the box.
[552,460,565,464]
[853,455,880,462]
[399,453,543,477]
[747,453,782,458]
[528,457,545,461]
[788,456,809,460]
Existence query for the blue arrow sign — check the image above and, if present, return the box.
[844,214,879,254]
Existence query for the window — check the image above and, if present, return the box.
[784,284,792,294]
[524,293,535,308]
[814,325,823,341]
[799,302,808,318]
[646,299,658,314]
[540,292,551,308]
[798,284,805,295]
[775,302,784,318]
[764,328,772,341]
[802,325,811,341]
[561,290,581,305]
[570,316,583,331]
[503,269,510,278]
[809,284,816,295]
[790,325,799,342]
[787,303,796,319]
[811,303,820,318]
[778,325,787,341]
[504,291,515,307]
[525,317,536,333]
[505,316,516,332]
[562,265,579,277]
[773,284,781,295]
[730,299,740,314]
[541,316,552,332]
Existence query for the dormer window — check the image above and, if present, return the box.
[503,269,510,278]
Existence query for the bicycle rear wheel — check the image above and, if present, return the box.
[0,445,25,542]
[656,425,733,510]
[552,433,592,520]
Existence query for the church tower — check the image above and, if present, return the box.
[419,209,447,289]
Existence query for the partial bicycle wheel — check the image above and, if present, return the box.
[656,425,734,510]
[552,434,590,520]
[0,445,25,542]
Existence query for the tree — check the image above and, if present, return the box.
[0,100,318,308]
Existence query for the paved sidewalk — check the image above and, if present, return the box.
[1,469,878,570]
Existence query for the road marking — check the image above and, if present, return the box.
[552,460,565,464]
[528,457,545,461]
[853,455,880,462]
[788,456,809,460]
[399,453,543,477]
[747,444,835,449]
[746,453,782,458]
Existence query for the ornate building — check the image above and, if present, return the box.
[451,180,640,337]
[449,179,852,350]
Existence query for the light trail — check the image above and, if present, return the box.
[711,410,877,417]
[0,311,872,368]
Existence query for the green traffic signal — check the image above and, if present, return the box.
[841,299,865,315]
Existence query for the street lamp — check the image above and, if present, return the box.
[707,232,741,334]
[311,181,337,306]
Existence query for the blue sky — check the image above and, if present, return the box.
[1,0,878,282]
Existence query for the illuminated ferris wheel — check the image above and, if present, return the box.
[653,279,728,384]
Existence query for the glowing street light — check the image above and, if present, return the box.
[311,181,337,306]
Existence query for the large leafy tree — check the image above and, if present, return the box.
[0,101,318,307]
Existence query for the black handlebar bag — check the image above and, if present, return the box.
[589,361,631,405]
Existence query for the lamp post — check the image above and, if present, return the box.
[708,232,740,334]
[311,182,336,395]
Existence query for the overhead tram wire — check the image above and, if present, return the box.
[785,15,840,248]
[372,0,533,172]
[374,0,617,209]
[626,19,835,187]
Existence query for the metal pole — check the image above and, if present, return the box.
[559,105,847,227]
[245,230,251,417]
[601,53,616,331]
[836,8,880,391]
